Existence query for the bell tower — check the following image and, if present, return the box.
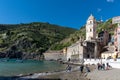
[86,14,97,40]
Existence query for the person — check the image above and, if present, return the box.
[106,62,111,70]
[97,63,101,70]
[84,64,90,77]
[113,49,118,61]
[68,58,71,62]
[85,64,90,72]
[80,64,84,73]
[102,63,105,70]
[66,65,72,72]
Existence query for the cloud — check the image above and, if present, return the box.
[97,8,102,12]
[106,0,114,3]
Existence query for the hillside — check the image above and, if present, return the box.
[0,22,77,59]
[50,25,85,50]
[51,18,117,50]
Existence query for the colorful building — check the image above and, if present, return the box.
[114,26,120,52]
[112,16,120,52]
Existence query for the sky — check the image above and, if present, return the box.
[0,0,119,29]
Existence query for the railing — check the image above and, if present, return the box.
[84,58,120,68]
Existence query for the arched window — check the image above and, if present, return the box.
[90,21,92,24]
[90,29,92,32]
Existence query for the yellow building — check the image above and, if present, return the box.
[101,51,114,59]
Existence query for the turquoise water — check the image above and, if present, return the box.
[0,59,66,76]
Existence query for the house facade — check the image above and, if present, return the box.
[83,40,100,59]
[114,26,120,52]
[98,30,109,46]
[66,41,85,63]
[113,16,120,52]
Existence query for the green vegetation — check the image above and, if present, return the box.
[97,19,117,35]
[51,19,117,50]
[0,22,77,57]
[0,18,117,59]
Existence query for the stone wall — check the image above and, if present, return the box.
[44,52,64,60]
[83,40,101,59]
[66,41,84,62]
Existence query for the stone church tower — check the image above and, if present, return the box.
[86,14,97,40]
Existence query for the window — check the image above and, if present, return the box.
[90,29,92,32]
[90,21,92,24]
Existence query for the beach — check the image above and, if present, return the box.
[87,68,120,80]
[19,64,95,80]
[18,63,120,80]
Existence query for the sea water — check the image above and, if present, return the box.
[0,59,66,76]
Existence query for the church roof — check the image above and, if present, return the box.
[88,14,95,20]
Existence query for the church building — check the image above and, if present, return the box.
[86,14,97,40]
[84,14,100,59]
[65,14,104,62]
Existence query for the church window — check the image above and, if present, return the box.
[90,21,92,24]
[90,29,92,32]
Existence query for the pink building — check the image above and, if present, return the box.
[112,16,120,52]
[114,27,120,51]
[114,28,117,50]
